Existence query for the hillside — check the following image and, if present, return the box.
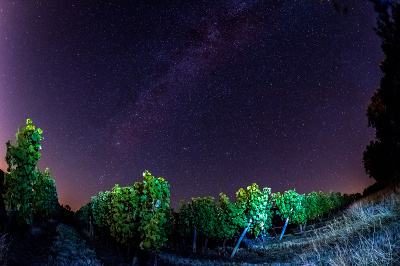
[156,183,400,265]
[0,182,398,265]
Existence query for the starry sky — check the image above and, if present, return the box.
[0,0,382,211]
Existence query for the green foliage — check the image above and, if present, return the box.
[215,193,246,241]
[91,191,109,229]
[76,171,173,250]
[102,191,113,228]
[305,191,341,221]
[34,168,59,219]
[138,170,170,251]
[108,184,139,244]
[177,200,191,237]
[4,119,43,225]
[305,191,322,221]
[189,196,218,241]
[76,168,356,255]
[318,191,333,215]
[91,191,113,229]
[236,183,273,236]
[75,202,91,227]
[273,189,307,226]
[329,191,342,210]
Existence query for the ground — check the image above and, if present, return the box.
[4,220,126,265]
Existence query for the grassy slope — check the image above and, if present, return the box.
[2,183,397,265]
[159,184,400,265]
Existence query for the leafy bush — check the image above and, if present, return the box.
[306,191,322,221]
[34,168,59,220]
[273,189,307,228]
[4,119,43,225]
[177,200,191,239]
[330,191,343,210]
[215,193,246,244]
[108,184,139,244]
[236,183,274,236]
[138,170,170,251]
[192,196,218,241]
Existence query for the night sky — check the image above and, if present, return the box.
[0,0,382,211]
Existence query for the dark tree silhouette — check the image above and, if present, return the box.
[364,0,400,184]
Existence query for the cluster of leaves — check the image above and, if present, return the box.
[274,189,361,230]
[305,191,334,221]
[305,191,322,221]
[33,168,59,219]
[175,183,273,248]
[77,174,363,256]
[75,170,171,252]
[215,193,246,243]
[273,189,307,226]
[174,184,362,247]
[236,184,273,236]
[138,171,170,250]
[91,192,106,229]
[189,196,218,241]
[172,186,362,253]
[329,191,343,210]
[3,119,59,225]
[108,185,139,244]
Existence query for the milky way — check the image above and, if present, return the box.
[0,0,381,210]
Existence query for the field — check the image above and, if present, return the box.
[1,182,399,265]
[156,183,400,265]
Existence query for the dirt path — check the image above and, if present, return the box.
[47,223,102,265]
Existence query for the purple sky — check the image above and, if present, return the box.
[0,0,380,211]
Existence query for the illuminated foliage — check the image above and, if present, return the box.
[273,189,307,226]
[317,191,333,215]
[236,183,273,236]
[305,191,347,222]
[75,172,358,257]
[138,170,170,251]
[91,191,110,229]
[108,184,139,244]
[215,193,246,243]
[76,170,171,252]
[305,191,322,221]
[4,119,43,225]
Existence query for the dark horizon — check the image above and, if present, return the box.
[0,0,380,211]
